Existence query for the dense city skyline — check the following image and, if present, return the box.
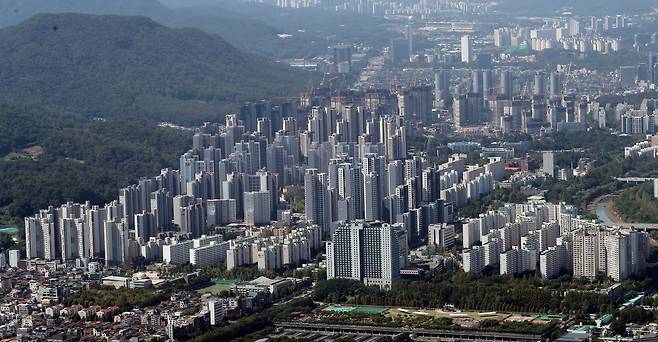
[1,0,658,341]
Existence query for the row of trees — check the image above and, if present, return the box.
[314,311,552,335]
[313,274,617,316]
[63,287,167,312]
[202,263,278,281]
[610,307,657,336]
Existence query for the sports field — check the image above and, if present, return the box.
[324,305,388,314]
[197,279,240,295]
[387,308,510,321]
[323,305,509,321]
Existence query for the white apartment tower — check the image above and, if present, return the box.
[461,35,472,63]
[326,221,400,289]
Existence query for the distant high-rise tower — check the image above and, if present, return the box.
[493,28,510,47]
[500,69,513,99]
[650,53,658,85]
[397,86,434,123]
[482,69,494,101]
[332,44,353,72]
[405,24,414,58]
[472,70,484,95]
[390,38,410,62]
[461,35,472,63]
[569,19,581,36]
[434,70,450,103]
[549,72,562,96]
[542,152,555,177]
[602,16,610,31]
[533,72,546,96]
[452,94,467,128]
[615,15,625,29]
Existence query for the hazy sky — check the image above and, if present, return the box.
[158,0,224,8]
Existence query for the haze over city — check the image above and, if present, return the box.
[1,0,658,341]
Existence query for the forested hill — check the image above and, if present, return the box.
[0,0,293,58]
[0,107,191,222]
[0,13,310,123]
[0,0,170,26]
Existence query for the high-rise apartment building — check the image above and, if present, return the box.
[304,169,332,234]
[326,221,400,289]
[543,152,555,178]
[243,191,272,226]
[461,35,472,63]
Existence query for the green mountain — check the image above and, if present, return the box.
[0,0,326,58]
[0,13,310,122]
[0,0,392,59]
[0,107,191,226]
[170,1,393,58]
[0,0,170,26]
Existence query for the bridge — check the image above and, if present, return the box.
[602,223,658,230]
[275,322,545,342]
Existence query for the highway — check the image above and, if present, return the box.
[274,322,545,342]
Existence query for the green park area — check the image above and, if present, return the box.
[314,302,560,335]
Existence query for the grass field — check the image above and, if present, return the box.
[197,279,240,295]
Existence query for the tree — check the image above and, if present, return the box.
[610,318,626,336]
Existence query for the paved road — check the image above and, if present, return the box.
[275,322,545,342]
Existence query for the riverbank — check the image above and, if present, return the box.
[589,192,625,225]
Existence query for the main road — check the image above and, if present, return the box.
[274,322,546,342]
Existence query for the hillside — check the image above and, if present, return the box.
[0,0,170,26]
[0,106,191,227]
[0,0,393,58]
[0,13,310,122]
[172,1,393,57]
[614,183,658,223]
[0,0,327,58]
